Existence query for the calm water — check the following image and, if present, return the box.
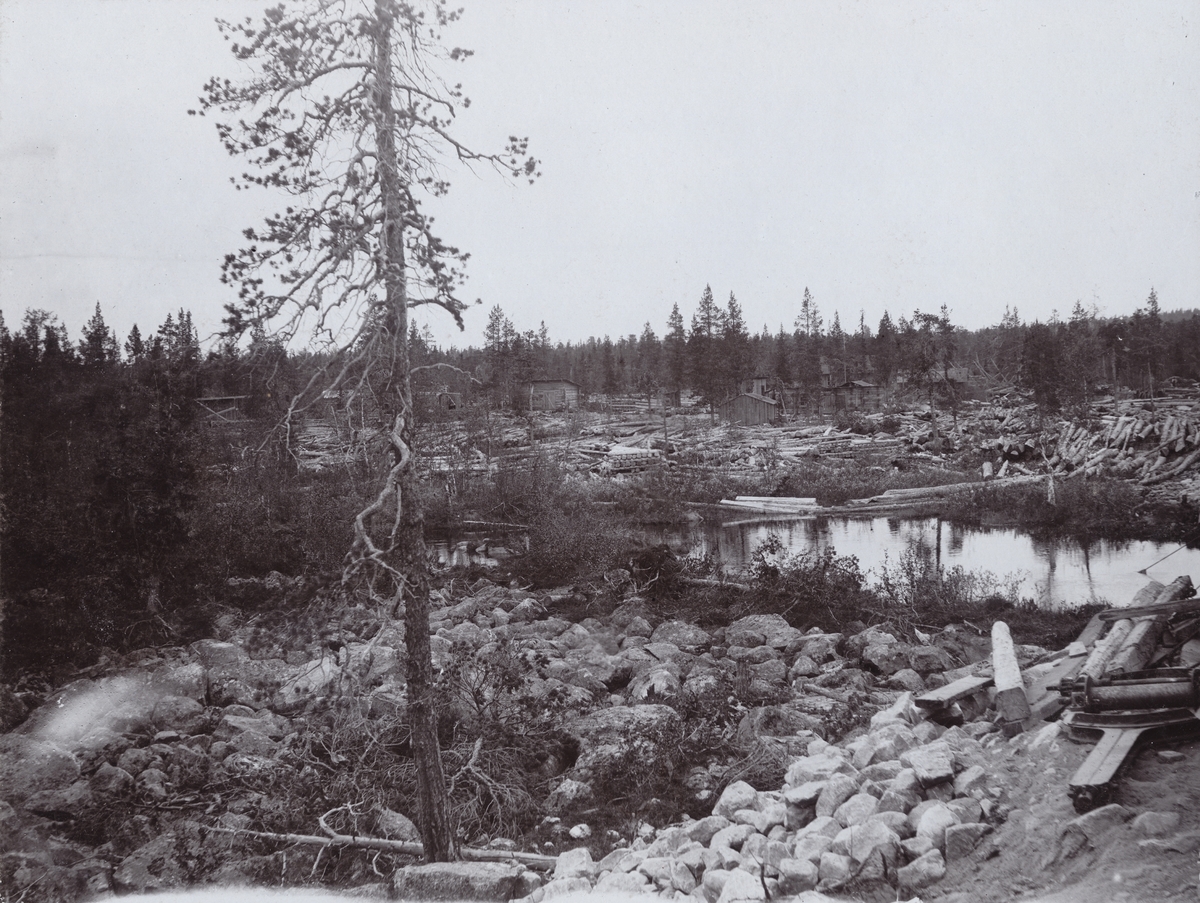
[651,515,1200,610]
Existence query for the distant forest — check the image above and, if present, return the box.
[1,287,1196,680]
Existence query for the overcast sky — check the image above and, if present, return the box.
[1,1,1198,352]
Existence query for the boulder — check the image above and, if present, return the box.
[815,774,860,818]
[627,665,682,701]
[548,778,593,812]
[831,819,901,869]
[793,833,834,864]
[897,848,946,889]
[726,614,791,649]
[844,626,898,660]
[150,696,208,735]
[945,822,992,860]
[788,655,820,680]
[833,793,879,828]
[909,645,955,675]
[776,857,819,894]
[851,723,918,769]
[568,704,682,783]
[594,871,651,894]
[914,802,960,846]
[111,827,203,892]
[816,851,853,889]
[785,752,854,787]
[90,762,135,798]
[862,642,912,676]
[685,815,732,846]
[716,866,766,903]
[798,634,842,664]
[553,847,596,880]
[0,736,80,804]
[901,740,956,787]
[651,620,713,652]
[24,779,95,819]
[637,856,695,893]
[391,862,525,901]
[711,823,756,851]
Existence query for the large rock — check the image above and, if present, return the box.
[897,848,946,889]
[833,793,879,828]
[651,620,713,652]
[151,696,208,735]
[851,722,918,769]
[862,643,912,676]
[726,614,791,649]
[776,857,819,894]
[568,705,682,784]
[909,645,955,675]
[627,665,682,701]
[710,778,758,821]
[900,740,955,787]
[716,866,767,903]
[0,736,80,804]
[914,802,960,846]
[945,822,992,860]
[798,634,842,664]
[815,774,860,818]
[785,752,854,787]
[391,862,525,901]
[830,819,901,868]
[844,626,898,660]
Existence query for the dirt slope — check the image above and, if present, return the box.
[929,732,1200,903]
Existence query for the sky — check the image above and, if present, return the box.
[1,1,1198,353]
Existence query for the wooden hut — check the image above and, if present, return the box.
[522,379,582,412]
[820,380,885,415]
[718,392,781,426]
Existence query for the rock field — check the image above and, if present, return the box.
[2,575,1199,902]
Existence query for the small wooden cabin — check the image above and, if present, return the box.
[522,379,582,412]
[821,380,885,414]
[718,392,781,426]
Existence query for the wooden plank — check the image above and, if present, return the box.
[915,674,994,709]
[1075,613,1107,648]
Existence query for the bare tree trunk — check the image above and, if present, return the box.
[374,3,455,862]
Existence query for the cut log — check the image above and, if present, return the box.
[991,621,1030,732]
[1105,616,1168,675]
[1153,575,1195,606]
[1131,580,1167,608]
[1078,619,1134,680]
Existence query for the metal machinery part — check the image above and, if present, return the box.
[1059,667,1200,712]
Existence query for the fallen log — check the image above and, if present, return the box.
[206,826,559,870]
[678,576,752,592]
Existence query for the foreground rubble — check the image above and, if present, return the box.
[2,574,1199,902]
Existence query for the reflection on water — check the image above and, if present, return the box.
[652,515,1200,609]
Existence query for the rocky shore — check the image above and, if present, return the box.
[2,575,1198,902]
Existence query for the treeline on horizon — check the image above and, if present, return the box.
[457,285,1199,412]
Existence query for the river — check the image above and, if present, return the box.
[649,514,1200,610]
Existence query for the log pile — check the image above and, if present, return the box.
[974,398,1200,486]
[402,393,1200,498]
